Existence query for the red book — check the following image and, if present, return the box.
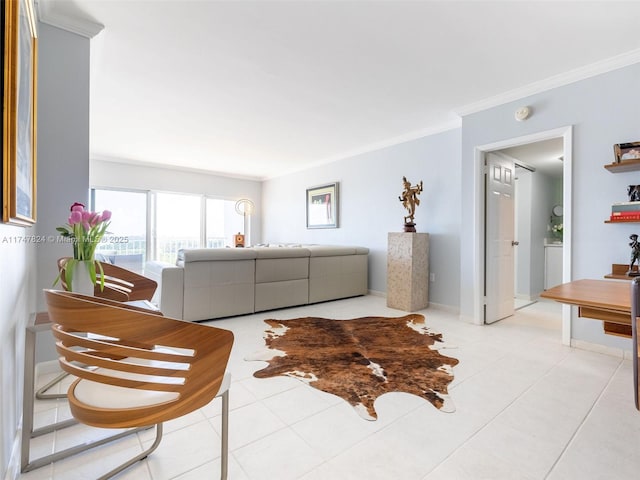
[610,214,640,221]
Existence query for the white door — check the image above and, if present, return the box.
[485,153,516,324]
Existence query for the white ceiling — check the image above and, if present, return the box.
[501,137,564,179]
[39,1,640,180]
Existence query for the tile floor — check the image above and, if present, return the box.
[19,296,640,480]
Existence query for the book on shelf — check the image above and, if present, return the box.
[611,210,640,216]
[613,201,640,206]
[610,213,640,221]
[612,203,640,212]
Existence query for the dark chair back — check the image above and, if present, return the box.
[631,278,640,410]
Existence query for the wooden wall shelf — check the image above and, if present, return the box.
[604,158,640,173]
[605,263,639,280]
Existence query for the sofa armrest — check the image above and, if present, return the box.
[144,261,184,319]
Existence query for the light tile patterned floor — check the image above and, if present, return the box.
[19,296,640,480]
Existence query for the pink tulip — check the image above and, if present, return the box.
[82,221,91,231]
[91,214,102,226]
[70,202,85,212]
[101,210,112,222]
[69,211,82,225]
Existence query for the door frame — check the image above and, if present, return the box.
[472,126,573,345]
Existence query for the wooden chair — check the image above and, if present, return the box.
[631,278,640,411]
[40,259,159,400]
[57,257,158,302]
[43,289,234,479]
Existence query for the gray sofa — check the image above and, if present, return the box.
[145,245,369,321]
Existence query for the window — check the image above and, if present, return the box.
[155,192,201,263]
[206,198,243,248]
[92,189,147,274]
[91,188,248,266]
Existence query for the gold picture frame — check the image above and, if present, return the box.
[2,0,37,226]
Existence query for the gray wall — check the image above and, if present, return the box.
[461,62,640,350]
[35,24,91,315]
[262,128,462,309]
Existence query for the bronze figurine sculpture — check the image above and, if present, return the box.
[629,234,640,276]
[399,176,423,232]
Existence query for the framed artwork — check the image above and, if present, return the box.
[613,141,640,164]
[2,0,38,226]
[306,182,338,229]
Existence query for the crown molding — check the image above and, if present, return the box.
[455,48,640,117]
[90,156,265,182]
[36,0,104,38]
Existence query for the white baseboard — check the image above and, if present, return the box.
[427,302,460,315]
[515,293,538,301]
[367,289,385,297]
[458,313,478,324]
[570,339,633,359]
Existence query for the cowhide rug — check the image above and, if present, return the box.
[245,314,458,420]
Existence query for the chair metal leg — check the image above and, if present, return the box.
[221,389,229,480]
[35,371,70,399]
[22,316,150,474]
[22,425,151,473]
[97,423,163,480]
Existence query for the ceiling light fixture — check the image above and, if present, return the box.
[514,106,532,121]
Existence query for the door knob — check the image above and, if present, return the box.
[512,241,519,246]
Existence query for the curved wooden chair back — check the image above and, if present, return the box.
[632,278,640,411]
[57,257,157,302]
[44,289,234,428]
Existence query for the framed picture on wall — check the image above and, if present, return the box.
[306,182,339,229]
[613,141,640,164]
[2,0,38,226]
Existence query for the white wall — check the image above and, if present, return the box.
[515,169,561,299]
[90,160,263,246]
[262,128,462,308]
[461,62,640,349]
[515,169,533,298]
[532,172,560,293]
[0,225,34,480]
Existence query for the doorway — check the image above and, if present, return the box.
[473,126,573,345]
[499,138,565,310]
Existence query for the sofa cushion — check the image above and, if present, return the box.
[178,248,257,264]
[253,247,310,259]
[306,245,369,257]
[182,258,255,321]
[309,253,368,303]
[256,257,309,283]
[255,279,308,312]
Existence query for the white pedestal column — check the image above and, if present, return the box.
[387,232,429,311]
